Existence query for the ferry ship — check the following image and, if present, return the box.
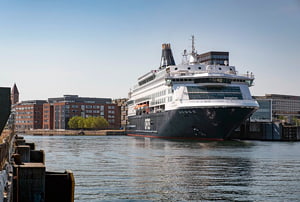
[127,37,259,140]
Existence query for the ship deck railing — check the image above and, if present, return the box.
[132,70,254,91]
[168,70,254,79]
[173,99,258,107]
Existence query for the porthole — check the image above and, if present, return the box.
[198,67,201,70]
[175,68,178,70]
[219,67,222,70]
[188,67,191,70]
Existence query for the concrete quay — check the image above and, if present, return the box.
[20,129,126,136]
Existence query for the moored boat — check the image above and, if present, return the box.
[127,37,258,140]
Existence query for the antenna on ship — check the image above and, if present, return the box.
[191,35,195,55]
[189,35,198,64]
[182,49,188,64]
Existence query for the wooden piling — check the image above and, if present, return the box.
[13,163,45,202]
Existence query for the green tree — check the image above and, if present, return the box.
[68,116,85,129]
[68,116,109,129]
[278,115,287,122]
[292,116,300,126]
[93,116,109,129]
[84,117,94,129]
[78,117,85,129]
[68,116,79,129]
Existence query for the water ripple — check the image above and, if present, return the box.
[24,135,300,201]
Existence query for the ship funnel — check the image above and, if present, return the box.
[160,43,176,69]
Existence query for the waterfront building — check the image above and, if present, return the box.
[15,95,121,130]
[236,94,300,141]
[15,100,47,130]
[43,103,54,129]
[254,94,300,122]
[44,95,120,129]
[113,98,128,129]
[198,51,229,66]
[250,99,272,122]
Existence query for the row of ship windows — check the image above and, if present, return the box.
[200,55,228,61]
[138,75,155,86]
[153,90,166,98]
[134,89,172,104]
[188,93,243,100]
[174,66,233,71]
[187,86,241,93]
[134,86,242,106]
[187,86,243,100]
[151,96,173,105]
[211,55,228,60]
[171,78,245,83]
[152,98,165,105]
[152,89,171,98]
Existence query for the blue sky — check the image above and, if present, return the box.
[1,0,300,100]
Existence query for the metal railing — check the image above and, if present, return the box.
[169,70,254,79]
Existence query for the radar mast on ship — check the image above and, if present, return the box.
[189,35,198,64]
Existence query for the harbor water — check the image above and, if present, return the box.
[24,135,300,201]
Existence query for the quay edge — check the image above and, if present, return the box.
[1,130,75,201]
[19,129,126,136]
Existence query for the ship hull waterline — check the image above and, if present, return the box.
[127,106,256,141]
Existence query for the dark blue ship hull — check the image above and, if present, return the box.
[127,107,256,140]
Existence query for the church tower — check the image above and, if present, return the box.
[11,83,19,105]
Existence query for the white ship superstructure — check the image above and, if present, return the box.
[127,38,258,140]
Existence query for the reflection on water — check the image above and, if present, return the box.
[25,135,300,201]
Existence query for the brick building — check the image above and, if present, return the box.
[44,95,120,129]
[15,95,122,130]
[43,103,54,129]
[15,100,47,130]
[113,98,128,129]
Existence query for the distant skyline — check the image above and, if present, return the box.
[1,0,300,101]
